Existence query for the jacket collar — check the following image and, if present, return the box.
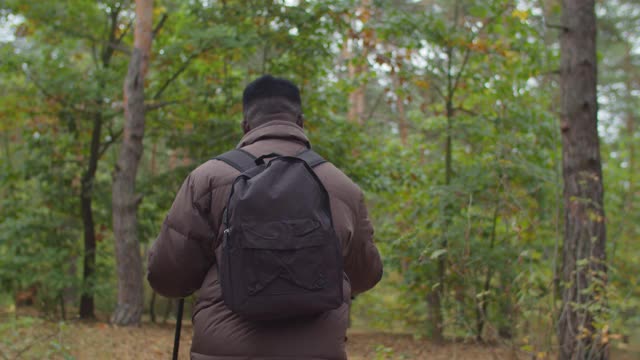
[236,119,310,148]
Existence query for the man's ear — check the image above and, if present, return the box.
[242,119,251,134]
[296,113,304,129]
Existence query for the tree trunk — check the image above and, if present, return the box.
[111,0,153,326]
[79,112,102,319]
[429,0,460,340]
[346,0,370,124]
[76,3,121,320]
[476,195,500,341]
[427,97,452,342]
[346,49,366,124]
[426,291,444,343]
[429,76,455,343]
[558,1,608,359]
[394,74,407,144]
[622,49,636,258]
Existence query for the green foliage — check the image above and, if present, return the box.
[0,1,638,355]
[373,344,397,360]
[0,315,73,359]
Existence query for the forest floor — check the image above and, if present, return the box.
[1,315,638,359]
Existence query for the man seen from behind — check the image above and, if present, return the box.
[148,75,383,360]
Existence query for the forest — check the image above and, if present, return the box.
[0,0,638,359]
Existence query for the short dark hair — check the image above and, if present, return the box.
[242,75,301,110]
[242,76,303,128]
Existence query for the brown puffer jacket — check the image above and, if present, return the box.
[148,118,383,360]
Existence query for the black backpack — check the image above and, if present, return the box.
[214,148,343,321]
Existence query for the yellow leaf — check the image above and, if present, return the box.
[511,9,529,21]
[415,80,430,90]
[504,50,518,59]
[154,6,167,16]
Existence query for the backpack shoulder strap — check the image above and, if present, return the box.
[296,149,327,168]
[214,149,257,173]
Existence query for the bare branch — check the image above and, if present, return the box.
[152,13,169,38]
[152,59,194,100]
[453,106,478,116]
[116,18,134,43]
[108,42,132,55]
[451,47,471,97]
[432,84,447,102]
[546,23,569,31]
[91,41,100,68]
[99,128,123,158]
[449,3,511,98]
[144,99,183,111]
[102,4,122,66]
[364,91,386,123]
[151,43,216,100]
[542,68,561,76]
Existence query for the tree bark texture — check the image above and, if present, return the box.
[345,0,370,124]
[622,50,636,246]
[77,4,122,320]
[79,113,102,319]
[111,0,153,326]
[394,74,407,144]
[426,291,444,343]
[346,46,366,124]
[558,1,608,359]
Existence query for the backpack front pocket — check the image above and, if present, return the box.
[239,220,327,296]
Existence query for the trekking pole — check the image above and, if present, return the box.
[172,298,185,360]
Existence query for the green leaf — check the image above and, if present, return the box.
[430,249,448,260]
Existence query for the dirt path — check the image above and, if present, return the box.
[56,323,526,360]
[1,319,637,359]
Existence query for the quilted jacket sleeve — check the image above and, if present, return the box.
[147,173,215,298]
[344,192,383,295]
